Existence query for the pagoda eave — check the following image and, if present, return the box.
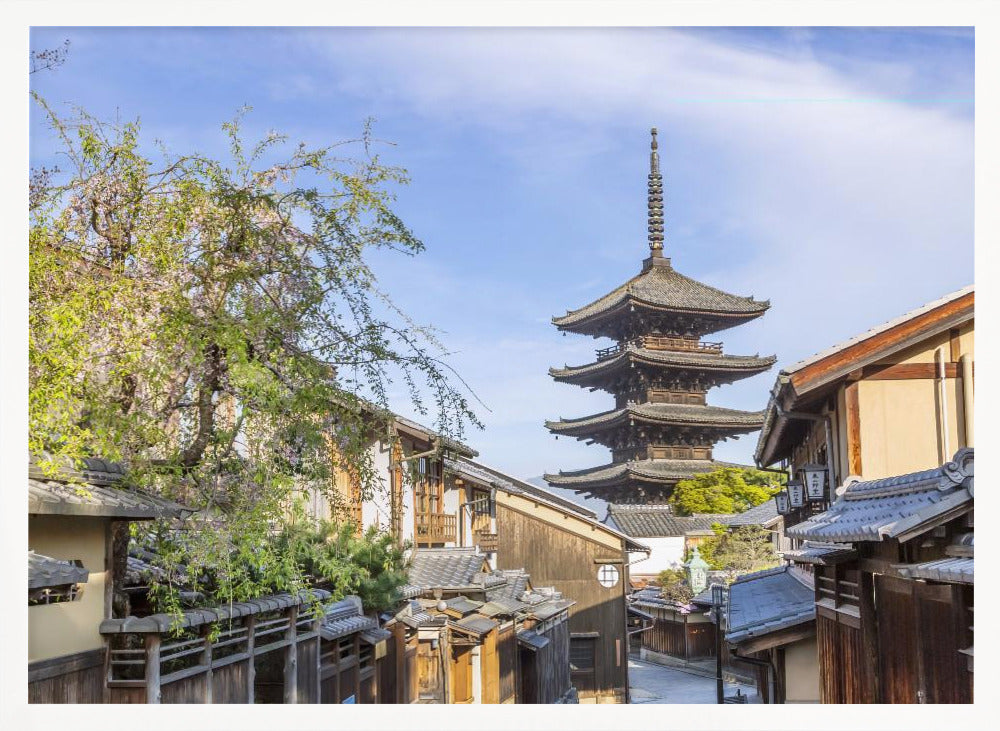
[546,404,766,439]
[549,349,777,387]
[545,458,744,491]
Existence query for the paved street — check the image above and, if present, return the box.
[628,658,758,704]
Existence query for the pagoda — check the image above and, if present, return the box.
[544,129,775,504]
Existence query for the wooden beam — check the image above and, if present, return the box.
[790,292,974,395]
[736,622,816,655]
[145,634,161,704]
[845,381,862,476]
[861,362,958,380]
[246,615,256,703]
[950,328,962,363]
[284,607,298,704]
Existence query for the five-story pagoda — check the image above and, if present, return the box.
[544,129,774,504]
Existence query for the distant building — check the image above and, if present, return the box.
[544,128,774,505]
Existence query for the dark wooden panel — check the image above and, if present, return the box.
[876,575,919,703]
[916,582,971,703]
[497,503,626,700]
[28,650,106,704]
[212,660,250,704]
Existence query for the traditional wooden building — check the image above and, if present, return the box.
[544,129,773,504]
[755,285,974,501]
[631,585,716,664]
[399,547,576,704]
[444,457,649,703]
[784,449,974,704]
[608,499,783,580]
[722,565,819,704]
[28,457,187,703]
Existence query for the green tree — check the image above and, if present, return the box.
[30,99,481,609]
[656,567,694,605]
[669,467,783,516]
[689,526,779,580]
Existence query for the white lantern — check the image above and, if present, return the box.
[775,491,790,514]
[787,480,805,508]
[802,463,827,501]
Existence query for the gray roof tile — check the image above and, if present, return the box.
[452,615,498,636]
[787,449,974,543]
[29,473,189,520]
[609,505,732,538]
[551,346,775,384]
[899,557,973,585]
[545,458,746,489]
[725,567,815,645]
[552,261,768,330]
[546,402,765,437]
[408,548,504,591]
[28,551,90,589]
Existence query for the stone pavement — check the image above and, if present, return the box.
[628,658,759,704]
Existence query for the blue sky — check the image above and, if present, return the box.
[29,27,974,481]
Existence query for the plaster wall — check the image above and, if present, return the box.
[783,636,820,703]
[28,515,108,662]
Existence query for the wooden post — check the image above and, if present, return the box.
[858,570,880,703]
[284,606,298,703]
[354,635,361,701]
[314,614,322,704]
[201,626,213,703]
[145,634,162,704]
[246,616,256,704]
[845,381,863,476]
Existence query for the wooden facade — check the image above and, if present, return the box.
[496,501,629,703]
[786,450,974,704]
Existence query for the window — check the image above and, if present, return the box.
[597,564,620,588]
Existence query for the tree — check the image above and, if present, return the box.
[657,567,694,605]
[669,467,783,516]
[30,99,481,609]
[689,525,779,581]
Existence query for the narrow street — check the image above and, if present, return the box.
[628,658,758,704]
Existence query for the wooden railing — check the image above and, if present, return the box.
[474,531,499,552]
[415,512,457,544]
[596,335,722,360]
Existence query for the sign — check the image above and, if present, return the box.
[787,480,805,508]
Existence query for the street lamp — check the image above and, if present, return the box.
[801,463,827,501]
[775,491,790,514]
[787,480,805,508]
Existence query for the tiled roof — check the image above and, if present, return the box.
[552,260,769,330]
[28,551,90,590]
[546,402,765,437]
[100,589,331,634]
[360,627,393,645]
[545,458,745,489]
[725,566,815,646]
[408,548,506,591]
[609,505,732,538]
[899,557,974,584]
[321,595,378,641]
[550,347,775,384]
[786,449,974,543]
[487,570,530,602]
[781,542,857,566]
[28,457,189,520]
[444,596,483,615]
[452,615,498,636]
[724,499,780,528]
[517,629,551,651]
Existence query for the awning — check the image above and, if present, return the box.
[516,630,550,651]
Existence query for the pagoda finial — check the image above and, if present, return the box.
[647,127,664,256]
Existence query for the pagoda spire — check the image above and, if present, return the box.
[647,127,665,256]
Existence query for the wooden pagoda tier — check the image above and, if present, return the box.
[546,402,764,452]
[551,254,770,341]
[549,339,776,394]
[543,458,748,504]
[544,128,773,503]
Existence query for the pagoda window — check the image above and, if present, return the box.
[647,389,706,405]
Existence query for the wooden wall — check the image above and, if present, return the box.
[496,502,627,702]
[28,648,105,703]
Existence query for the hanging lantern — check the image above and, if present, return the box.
[801,463,827,501]
[787,479,805,508]
[775,491,790,514]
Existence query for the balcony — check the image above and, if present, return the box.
[474,531,499,552]
[596,335,723,360]
[415,512,458,545]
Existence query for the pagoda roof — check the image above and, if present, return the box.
[552,257,769,334]
[546,402,765,438]
[550,346,775,385]
[545,458,745,489]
